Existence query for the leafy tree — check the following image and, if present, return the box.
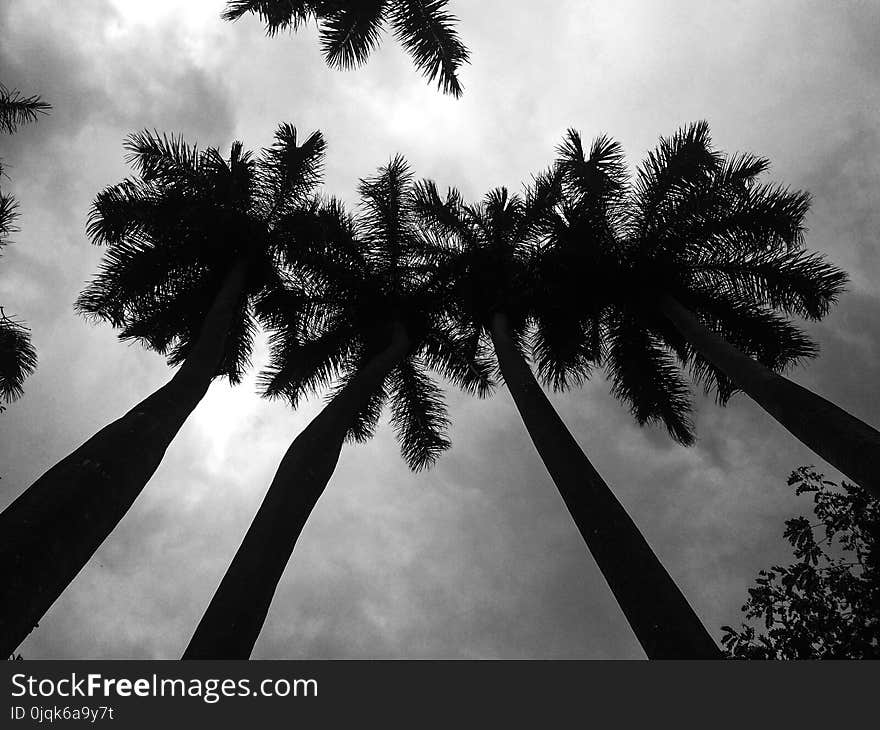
[0,84,49,411]
[556,123,879,500]
[409,175,721,658]
[0,124,325,657]
[223,0,469,96]
[183,156,492,659]
[722,466,879,659]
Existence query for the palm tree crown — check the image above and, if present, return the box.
[411,170,609,392]
[223,0,469,97]
[549,122,847,444]
[260,154,493,469]
[77,124,326,382]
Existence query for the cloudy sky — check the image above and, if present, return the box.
[1,0,878,659]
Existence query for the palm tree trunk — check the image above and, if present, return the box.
[0,258,249,657]
[183,323,410,660]
[659,294,880,499]
[488,311,720,659]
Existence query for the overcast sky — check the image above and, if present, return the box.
[1,0,878,659]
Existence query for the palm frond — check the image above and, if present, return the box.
[686,295,818,400]
[222,1,468,97]
[410,179,467,239]
[256,124,326,222]
[274,200,369,296]
[259,314,357,405]
[531,304,600,392]
[86,181,147,246]
[0,191,18,246]
[221,0,317,33]
[389,0,469,97]
[476,186,527,253]
[124,130,203,188]
[631,120,721,244]
[0,311,37,403]
[662,180,812,259]
[75,236,195,326]
[716,151,771,189]
[687,249,847,321]
[420,319,495,397]
[605,311,695,445]
[388,357,450,470]
[557,130,627,206]
[357,154,415,273]
[519,167,564,241]
[318,0,389,69]
[86,179,188,246]
[0,85,50,134]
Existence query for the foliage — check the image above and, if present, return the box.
[410,169,586,378]
[0,311,38,410]
[408,124,845,449]
[0,84,48,408]
[222,0,469,96]
[722,466,880,659]
[548,122,847,445]
[258,155,494,470]
[76,124,326,383]
[0,84,50,135]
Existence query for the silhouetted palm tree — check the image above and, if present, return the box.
[410,176,722,658]
[223,0,469,96]
[0,124,325,657]
[0,84,49,411]
[183,156,492,658]
[554,123,876,500]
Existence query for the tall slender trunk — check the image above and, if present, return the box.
[659,295,880,500]
[488,311,720,659]
[183,323,410,660]
[0,258,249,657]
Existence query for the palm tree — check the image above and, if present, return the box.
[553,123,876,500]
[410,177,722,658]
[0,124,325,657]
[222,0,469,97]
[0,84,50,411]
[183,155,492,658]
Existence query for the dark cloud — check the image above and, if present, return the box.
[0,0,236,220]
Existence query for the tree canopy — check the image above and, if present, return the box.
[722,466,880,659]
[76,124,326,383]
[223,0,469,97]
[259,154,495,470]
[549,123,848,446]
